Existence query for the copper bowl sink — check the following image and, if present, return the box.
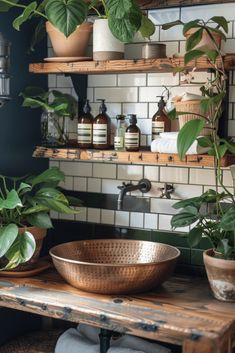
[50,239,180,294]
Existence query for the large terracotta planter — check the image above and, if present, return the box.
[46,21,93,57]
[184,28,222,51]
[203,249,235,302]
[93,19,124,60]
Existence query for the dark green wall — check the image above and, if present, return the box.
[0,9,48,345]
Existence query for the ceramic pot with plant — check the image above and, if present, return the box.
[20,86,78,146]
[0,0,91,56]
[89,0,155,60]
[163,17,235,302]
[0,167,81,271]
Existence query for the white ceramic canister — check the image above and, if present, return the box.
[93,19,124,60]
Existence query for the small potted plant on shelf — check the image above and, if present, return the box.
[20,86,78,147]
[163,17,235,302]
[0,166,81,271]
[0,0,92,56]
[90,0,155,60]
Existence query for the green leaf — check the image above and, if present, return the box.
[177,119,205,160]
[30,167,65,187]
[45,0,88,37]
[206,49,219,63]
[0,190,22,210]
[35,198,78,214]
[0,0,19,12]
[200,98,211,114]
[217,143,228,158]
[108,5,142,42]
[26,212,53,229]
[206,26,227,42]
[35,187,69,205]
[188,227,203,248]
[20,86,48,100]
[139,14,155,39]
[22,204,49,215]
[162,20,183,30]
[210,16,228,33]
[66,195,82,207]
[217,239,233,259]
[3,232,36,270]
[0,224,18,257]
[171,206,200,228]
[18,182,32,194]
[220,206,235,231]
[172,197,202,210]
[13,2,37,31]
[166,108,177,120]
[186,28,203,51]
[22,97,50,110]
[28,18,46,52]
[183,20,201,35]
[197,136,213,148]
[106,0,133,19]
[184,49,204,65]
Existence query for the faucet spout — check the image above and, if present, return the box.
[117,179,151,210]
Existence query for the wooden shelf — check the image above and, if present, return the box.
[29,55,235,75]
[33,146,235,167]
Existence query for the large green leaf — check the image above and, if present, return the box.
[139,14,155,39]
[23,204,49,215]
[171,206,200,228]
[106,0,133,19]
[183,20,200,35]
[26,212,53,229]
[220,206,235,231]
[3,232,36,270]
[30,167,65,187]
[186,28,203,51]
[35,198,78,214]
[13,2,37,31]
[35,187,69,205]
[28,18,46,52]
[177,119,205,160]
[188,227,203,248]
[0,224,18,257]
[22,97,50,110]
[45,0,88,37]
[0,190,22,210]
[210,16,228,33]
[172,197,202,210]
[184,49,204,65]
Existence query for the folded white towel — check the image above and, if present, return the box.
[151,137,208,155]
[159,132,178,140]
[55,324,171,353]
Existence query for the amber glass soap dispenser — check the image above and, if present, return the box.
[77,99,93,148]
[93,99,110,149]
[152,96,171,140]
[125,114,140,152]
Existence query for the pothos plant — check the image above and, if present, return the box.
[0,0,155,50]
[0,167,81,270]
[162,16,235,259]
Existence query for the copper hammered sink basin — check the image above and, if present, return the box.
[50,239,180,294]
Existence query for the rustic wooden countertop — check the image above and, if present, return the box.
[0,270,234,353]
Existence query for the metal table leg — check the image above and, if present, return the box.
[99,328,113,353]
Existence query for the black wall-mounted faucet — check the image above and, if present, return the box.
[117,179,151,210]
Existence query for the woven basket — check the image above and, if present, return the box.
[175,100,211,136]
[0,329,63,353]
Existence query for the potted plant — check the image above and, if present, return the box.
[163,17,235,302]
[0,166,81,271]
[20,86,77,146]
[0,0,92,56]
[89,0,155,60]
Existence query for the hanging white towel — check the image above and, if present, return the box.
[151,137,208,154]
[55,323,171,353]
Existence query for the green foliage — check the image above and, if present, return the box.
[163,16,235,260]
[0,167,82,270]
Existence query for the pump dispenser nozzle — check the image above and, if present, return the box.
[97,99,107,114]
[83,99,91,114]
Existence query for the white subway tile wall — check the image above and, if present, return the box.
[48,3,235,231]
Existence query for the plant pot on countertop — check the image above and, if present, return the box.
[203,248,235,302]
[93,19,124,61]
[46,21,93,57]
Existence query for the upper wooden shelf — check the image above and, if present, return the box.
[29,55,235,75]
[33,146,235,167]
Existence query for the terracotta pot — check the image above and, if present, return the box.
[184,28,222,51]
[93,19,124,60]
[46,21,93,57]
[0,226,47,272]
[203,248,235,302]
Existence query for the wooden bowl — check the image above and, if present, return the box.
[50,239,180,294]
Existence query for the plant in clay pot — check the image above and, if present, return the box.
[0,0,92,56]
[163,17,235,302]
[20,86,78,146]
[89,0,155,60]
[0,167,81,271]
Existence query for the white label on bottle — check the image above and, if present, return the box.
[77,123,92,143]
[93,124,107,144]
[152,121,165,139]
[125,132,139,148]
[114,136,124,149]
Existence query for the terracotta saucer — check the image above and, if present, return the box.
[44,57,92,62]
[0,258,52,278]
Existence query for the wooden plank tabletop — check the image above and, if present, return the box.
[0,270,234,353]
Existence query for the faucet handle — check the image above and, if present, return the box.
[117,182,132,190]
